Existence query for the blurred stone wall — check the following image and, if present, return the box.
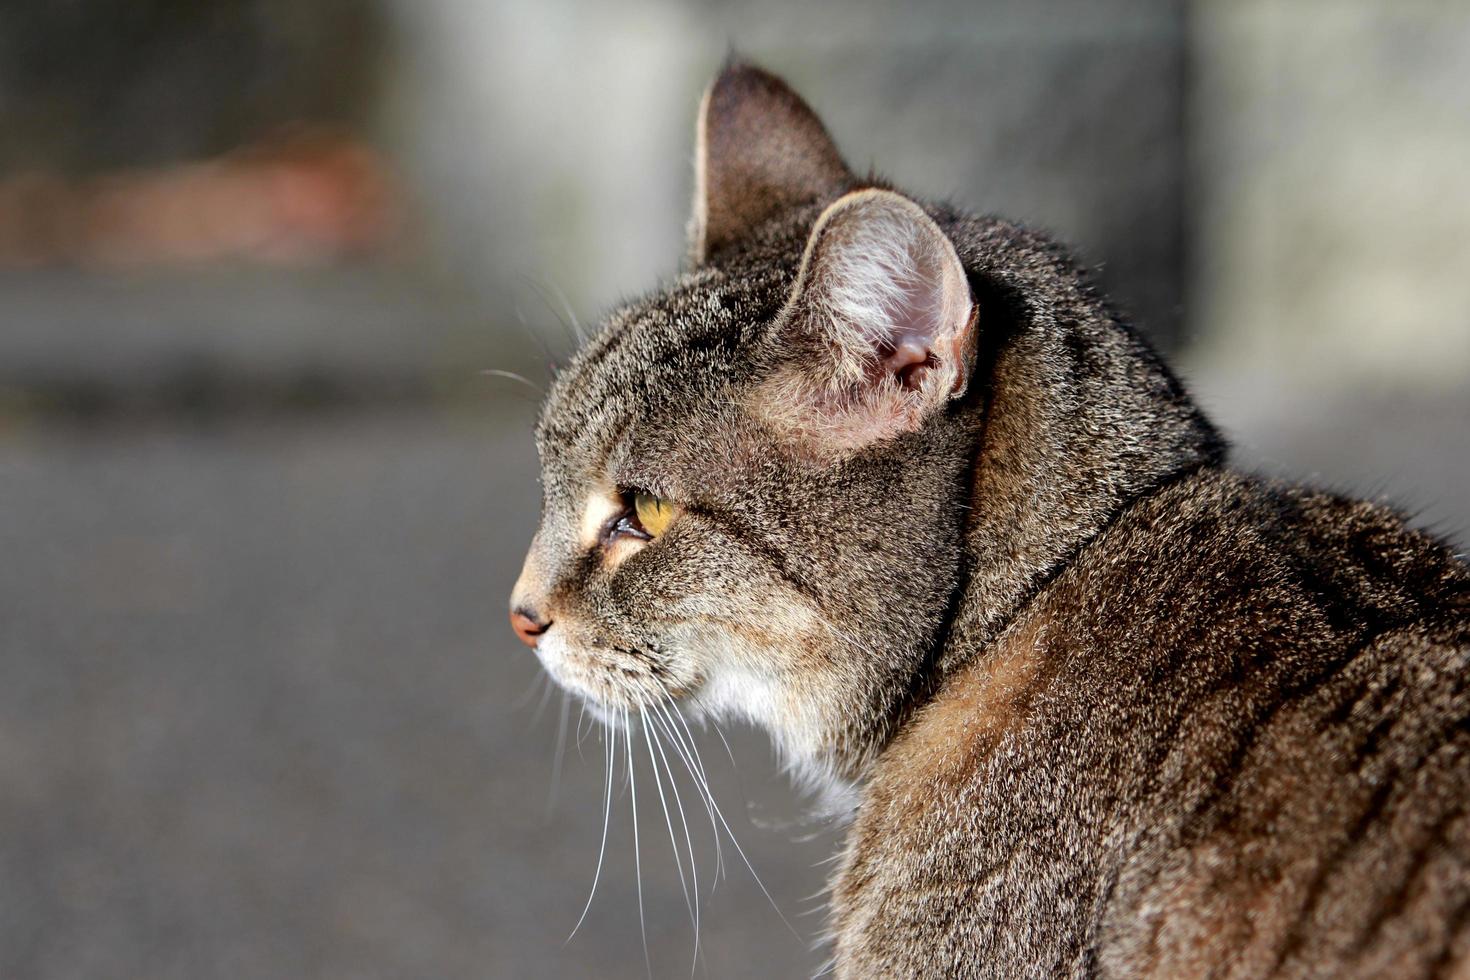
[384,0,1191,355]
[1188,0,1470,386]
[0,1,386,171]
[2,0,1467,404]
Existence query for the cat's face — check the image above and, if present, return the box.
[511,67,978,780]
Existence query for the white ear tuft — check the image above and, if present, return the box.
[754,189,977,452]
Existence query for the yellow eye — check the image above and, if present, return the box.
[633,490,676,538]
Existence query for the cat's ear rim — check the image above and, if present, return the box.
[785,187,977,398]
[690,60,854,264]
[753,187,979,453]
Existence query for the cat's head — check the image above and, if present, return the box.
[510,64,979,783]
[510,62,1220,787]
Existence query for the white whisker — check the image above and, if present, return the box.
[811,953,839,979]
[650,701,725,886]
[528,672,556,724]
[576,701,592,756]
[648,701,705,976]
[710,721,740,770]
[521,274,586,349]
[626,708,652,980]
[513,670,550,710]
[479,368,543,393]
[546,692,570,814]
[509,297,564,367]
[568,718,615,943]
[547,279,588,346]
[812,849,846,868]
[666,701,801,942]
[643,708,697,963]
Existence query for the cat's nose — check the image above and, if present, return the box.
[510,607,551,648]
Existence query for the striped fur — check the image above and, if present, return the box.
[514,62,1470,976]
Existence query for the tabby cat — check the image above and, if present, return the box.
[510,62,1470,977]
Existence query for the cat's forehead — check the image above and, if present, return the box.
[535,261,790,470]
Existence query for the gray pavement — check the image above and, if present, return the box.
[2,379,1466,979]
[2,401,833,980]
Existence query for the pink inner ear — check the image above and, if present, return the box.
[882,339,933,387]
[876,271,946,390]
[762,189,977,451]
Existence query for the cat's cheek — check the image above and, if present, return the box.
[664,613,839,758]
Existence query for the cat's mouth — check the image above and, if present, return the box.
[533,627,703,713]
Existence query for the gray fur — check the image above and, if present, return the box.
[513,62,1470,977]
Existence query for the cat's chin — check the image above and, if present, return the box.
[573,684,863,821]
[534,627,862,808]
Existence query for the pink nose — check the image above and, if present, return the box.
[510,608,550,648]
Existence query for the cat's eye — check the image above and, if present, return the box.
[608,488,677,542]
[632,490,676,538]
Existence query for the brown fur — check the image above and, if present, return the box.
[512,61,1470,976]
[833,472,1470,977]
[693,63,853,263]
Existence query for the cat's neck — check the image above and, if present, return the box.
[874,216,1225,775]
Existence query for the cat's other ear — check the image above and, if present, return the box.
[754,188,978,453]
[691,61,854,263]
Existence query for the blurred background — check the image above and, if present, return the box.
[2,1,1466,977]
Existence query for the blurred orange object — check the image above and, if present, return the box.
[0,125,400,270]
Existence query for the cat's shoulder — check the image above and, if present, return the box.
[833,466,1470,975]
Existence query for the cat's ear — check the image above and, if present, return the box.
[755,188,978,451]
[691,61,853,263]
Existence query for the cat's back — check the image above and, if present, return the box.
[832,468,1470,979]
